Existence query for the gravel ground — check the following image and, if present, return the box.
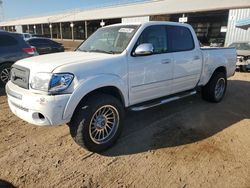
[0,72,249,188]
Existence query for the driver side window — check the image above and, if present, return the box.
[135,25,168,54]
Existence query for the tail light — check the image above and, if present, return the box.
[22,47,36,55]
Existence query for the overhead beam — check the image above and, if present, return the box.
[0,0,250,26]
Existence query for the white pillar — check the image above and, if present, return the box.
[70,22,74,41]
[60,22,63,40]
[49,24,52,39]
[41,24,44,35]
[85,21,88,40]
[33,25,36,34]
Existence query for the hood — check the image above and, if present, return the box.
[237,50,250,57]
[15,52,114,73]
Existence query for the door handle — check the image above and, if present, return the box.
[193,56,200,60]
[161,59,171,64]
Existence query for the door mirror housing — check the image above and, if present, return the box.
[134,43,154,56]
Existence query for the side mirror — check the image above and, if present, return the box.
[134,43,154,56]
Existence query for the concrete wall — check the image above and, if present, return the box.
[225,8,250,46]
[15,25,23,33]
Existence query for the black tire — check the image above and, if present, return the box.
[0,63,12,87]
[240,65,247,72]
[202,72,227,103]
[68,94,125,153]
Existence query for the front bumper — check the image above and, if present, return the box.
[236,61,249,66]
[6,81,71,126]
[236,58,250,67]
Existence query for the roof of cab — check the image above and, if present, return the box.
[104,21,191,28]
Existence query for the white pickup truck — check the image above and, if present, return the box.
[6,21,236,152]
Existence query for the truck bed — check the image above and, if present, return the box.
[198,47,237,86]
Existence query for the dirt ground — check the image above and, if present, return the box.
[0,72,250,188]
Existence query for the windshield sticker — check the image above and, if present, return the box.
[118,28,134,33]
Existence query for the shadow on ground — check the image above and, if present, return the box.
[0,179,16,188]
[0,88,5,97]
[104,80,250,156]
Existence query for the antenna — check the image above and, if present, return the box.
[0,0,4,21]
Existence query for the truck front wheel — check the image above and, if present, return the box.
[69,94,124,153]
[201,72,227,103]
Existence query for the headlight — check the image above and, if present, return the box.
[30,73,74,93]
[49,73,74,93]
[30,73,52,91]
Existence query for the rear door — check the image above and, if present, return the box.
[128,25,174,105]
[167,25,202,93]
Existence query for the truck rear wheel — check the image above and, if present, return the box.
[69,94,124,153]
[201,72,227,103]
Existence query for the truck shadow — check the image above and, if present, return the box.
[104,79,250,156]
[0,179,16,188]
[0,88,5,97]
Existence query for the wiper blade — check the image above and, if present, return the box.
[77,49,89,52]
[78,49,118,54]
[106,51,119,54]
[89,49,115,54]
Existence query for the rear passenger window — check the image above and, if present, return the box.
[42,39,52,45]
[29,39,49,45]
[0,35,18,47]
[167,26,194,52]
[50,40,59,46]
[135,25,168,54]
[29,39,40,45]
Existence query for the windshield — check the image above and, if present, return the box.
[77,25,139,54]
[229,42,250,50]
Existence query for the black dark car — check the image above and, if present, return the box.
[27,38,64,55]
[31,34,49,38]
[0,31,37,87]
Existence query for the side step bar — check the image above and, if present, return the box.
[130,90,197,111]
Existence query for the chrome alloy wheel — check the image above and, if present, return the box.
[215,78,226,100]
[0,68,11,84]
[89,105,120,144]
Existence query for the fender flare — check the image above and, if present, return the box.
[63,74,128,120]
[200,56,228,86]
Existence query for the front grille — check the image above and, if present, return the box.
[11,65,30,89]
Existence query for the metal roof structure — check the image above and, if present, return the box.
[225,8,250,46]
[1,0,250,26]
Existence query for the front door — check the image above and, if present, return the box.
[128,25,174,105]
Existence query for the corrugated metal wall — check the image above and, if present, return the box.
[225,8,250,46]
